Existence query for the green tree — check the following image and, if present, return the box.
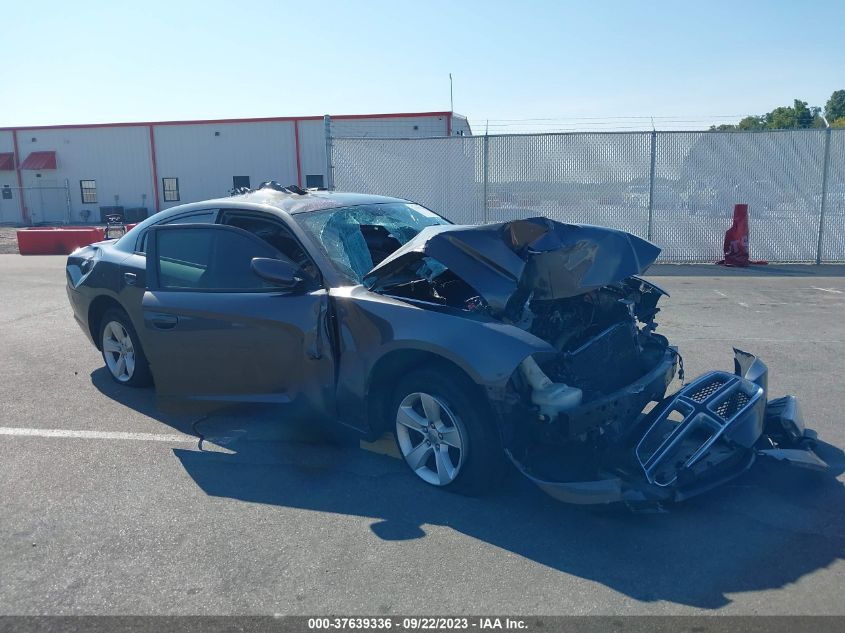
[765,100,822,129]
[831,117,845,129]
[825,90,845,122]
[738,115,766,130]
[709,115,764,131]
[715,96,834,131]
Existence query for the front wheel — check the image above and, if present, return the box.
[99,308,152,387]
[392,367,504,495]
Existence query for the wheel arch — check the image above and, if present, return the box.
[365,348,489,436]
[87,295,125,350]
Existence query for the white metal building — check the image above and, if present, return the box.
[0,112,471,225]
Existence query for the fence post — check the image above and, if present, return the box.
[816,127,832,265]
[482,134,490,224]
[647,130,657,241]
[323,115,334,191]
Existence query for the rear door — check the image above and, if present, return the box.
[119,209,220,333]
[139,224,335,415]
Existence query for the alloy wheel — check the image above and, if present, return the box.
[102,320,136,383]
[395,391,466,486]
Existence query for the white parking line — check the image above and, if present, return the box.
[812,287,843,294]
[713,289,728,298]
[0,427,196,443]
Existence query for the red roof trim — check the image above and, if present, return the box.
[20,151,57,170]
[0,152,14,171]
[0,111,454,132]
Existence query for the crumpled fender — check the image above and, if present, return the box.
[331,285,554,434]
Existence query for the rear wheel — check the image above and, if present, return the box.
[99,308,152,387]
[391,367,504,495]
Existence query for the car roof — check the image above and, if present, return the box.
[113,188,412,252]
[217,188,408,215]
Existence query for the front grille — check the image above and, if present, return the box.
[689,377,725,403]
[712,391,751,419]
[637,369,764,487]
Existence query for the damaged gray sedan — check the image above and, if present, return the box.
[66,183,830,505]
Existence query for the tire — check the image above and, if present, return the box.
[391,366,504,496]
[99,308,153,387]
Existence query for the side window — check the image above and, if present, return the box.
[137,210,218,253]
[221,212,320,285]
[163,210,217,225]
[154,227,280,291]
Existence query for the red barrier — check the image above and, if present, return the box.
[17,226,105,255]
[717,204,767,267]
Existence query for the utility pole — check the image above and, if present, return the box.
[449,73,454,112]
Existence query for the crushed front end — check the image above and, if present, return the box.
[364,216,830,506]
[504,305,828,506]
[489,263,826,506]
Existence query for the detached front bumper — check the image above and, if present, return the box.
[510,349,829,506]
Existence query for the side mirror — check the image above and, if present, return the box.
[251,257,304,291]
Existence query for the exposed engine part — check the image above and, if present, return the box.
[519,356,583,418]
[517,280,670,403]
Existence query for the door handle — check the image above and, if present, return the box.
[123,272,137,286]
[151,314,179,330]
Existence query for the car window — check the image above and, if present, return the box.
[155,226,282,291]
[294,202,449,284]
[163,210,218,225]
[137,210,219,254]
[220,212,320,285]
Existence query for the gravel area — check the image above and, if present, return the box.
[0,227,19,255]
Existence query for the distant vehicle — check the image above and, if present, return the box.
[65,182,828,506]
[624,185,650,208]
[624,184,681,210]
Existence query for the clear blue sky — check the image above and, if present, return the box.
[3,0,843,131]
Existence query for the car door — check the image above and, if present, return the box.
[118,209,221,332]
[139,223,335,416]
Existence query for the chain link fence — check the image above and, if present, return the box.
[331,129,845,262]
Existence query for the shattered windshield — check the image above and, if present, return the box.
[294,202,450,284]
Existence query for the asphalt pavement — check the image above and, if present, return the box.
[1,255,844,615]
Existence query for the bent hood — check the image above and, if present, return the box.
[364,217,661,316]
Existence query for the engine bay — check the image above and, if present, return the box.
[523,278,670,402]
[370,252,672,410]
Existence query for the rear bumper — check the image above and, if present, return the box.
[511,349,827,506]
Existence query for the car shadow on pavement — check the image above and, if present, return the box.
[92,367,845,611]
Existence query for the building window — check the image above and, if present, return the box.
[163,177,180,202]
[2,185,12,200]
[232,176,250,190]
[306,174,324,189]
[80,180,97,204]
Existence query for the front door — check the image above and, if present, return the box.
[139,224,335,416]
